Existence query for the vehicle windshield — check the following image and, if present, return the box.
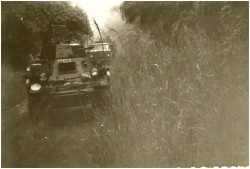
[91,44,110,51]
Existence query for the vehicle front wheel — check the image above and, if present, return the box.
[28,93,49,123]
[92,85,112,109]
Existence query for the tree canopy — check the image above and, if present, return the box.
[2,1,92,65]
[120,2,248,46]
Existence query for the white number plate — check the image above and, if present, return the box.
[57,59,71,63]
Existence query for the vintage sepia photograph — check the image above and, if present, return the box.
[1,0,249,167]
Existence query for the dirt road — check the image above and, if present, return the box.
[2,98,112,167]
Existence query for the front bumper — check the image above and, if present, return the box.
[28,87,94,108]
[28,77,110,108]
[48,87,94,107]
[28,85,110,108]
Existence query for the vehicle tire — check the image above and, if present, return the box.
[82,103,95,122]
[28,93,47,124]
[92,85,112,109]
[28,93,50,139]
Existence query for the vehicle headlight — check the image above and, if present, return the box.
[107,71,111,76]
[26,66,30,72]
[30,83,41,91]
[90,68,98,76]
[39,73,47,81]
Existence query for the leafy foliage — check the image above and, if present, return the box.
[120,1,248,46]
[2,1,92,65]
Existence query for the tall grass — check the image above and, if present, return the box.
[1,2,247,167]
[91,5,248,166]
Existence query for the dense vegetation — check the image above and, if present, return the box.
[1,1,248,167]
[1,1,92,66]
[120,2,248,44]
[99,1,248,167]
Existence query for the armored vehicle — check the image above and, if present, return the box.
[25,26,111,123]
[87,41,113,65]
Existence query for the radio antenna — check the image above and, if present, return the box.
[93,18,105,57]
